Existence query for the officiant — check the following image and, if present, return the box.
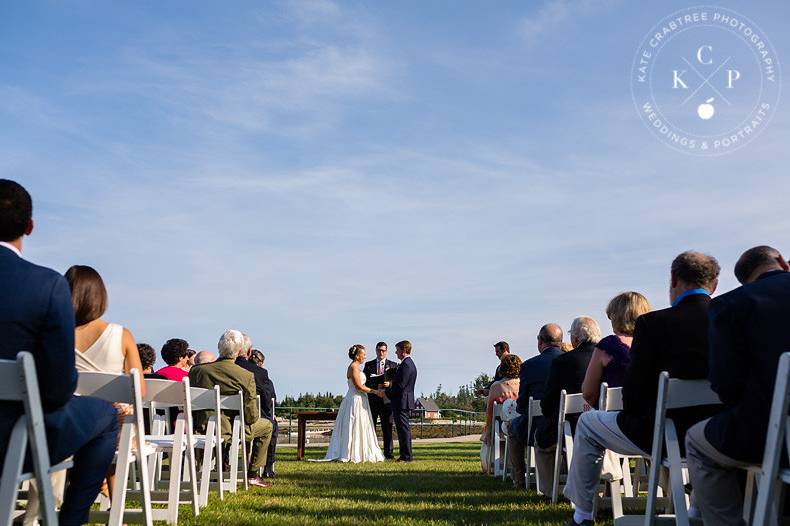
[363,341,397,459]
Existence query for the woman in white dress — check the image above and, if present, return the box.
[321,344,386,463]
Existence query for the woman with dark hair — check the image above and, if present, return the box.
[318,344,386,463]
[65,264,145,500]
[66,265,144,385]
[156,338,190,381]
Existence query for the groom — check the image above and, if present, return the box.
[385,340,417,462]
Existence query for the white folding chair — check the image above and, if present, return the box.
[752,351,790,525]
[75,369,153,526]
[219,392,248,492]
[500,399,519,481]
[551,390,591,503]
[594,384,648,521]
[141,378,199,524]
[0,352,72,526]
[643,372,722,526]
[525,397,543,493]
[189,385,223,507]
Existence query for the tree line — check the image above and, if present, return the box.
[277,372,492,413]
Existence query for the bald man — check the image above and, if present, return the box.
[506,323,564,491]
[194,351,216,365]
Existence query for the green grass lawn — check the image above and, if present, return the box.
[177,443,583,526]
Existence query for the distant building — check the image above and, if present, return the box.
[414,397,441,419]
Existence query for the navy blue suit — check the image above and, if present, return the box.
[512,346,563,445]
[705,270,790,463]
[385,355,417,461]
[0,245,118,525]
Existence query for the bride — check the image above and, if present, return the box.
[320,344,386,463]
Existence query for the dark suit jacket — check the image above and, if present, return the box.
[704,270,790,462]
[385,356,417,411]
[235,357,276,419]
[0,246,77,450]
[363,358,397,405]
[617,294,717,453]
[516,347,563,415]
[537,342,595,448]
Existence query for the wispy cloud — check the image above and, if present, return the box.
[518,0,621,44]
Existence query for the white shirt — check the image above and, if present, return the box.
[0,241,21,257]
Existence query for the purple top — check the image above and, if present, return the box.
[597,335,631,387]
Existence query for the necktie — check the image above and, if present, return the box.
[378,361,383,375]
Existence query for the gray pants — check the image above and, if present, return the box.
[563,410,647,513]
[505,423,555,495]
[686,419,752,526]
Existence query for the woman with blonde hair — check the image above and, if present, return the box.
[582,291,651,407]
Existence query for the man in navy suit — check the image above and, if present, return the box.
[0,179,118,525]
[507,323,564,491]
[385,340,417,462]
[686,246,790,525]
[363,341,398,459]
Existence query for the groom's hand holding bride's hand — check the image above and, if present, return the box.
[375,388,386,397]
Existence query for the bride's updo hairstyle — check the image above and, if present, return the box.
[348,344,365,360]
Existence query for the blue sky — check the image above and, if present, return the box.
[2,0,788,399]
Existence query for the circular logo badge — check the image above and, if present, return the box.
[631,6,781,156]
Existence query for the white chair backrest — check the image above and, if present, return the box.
[501,399,519,422]
[529,397,542,418]
[76,370,135,404]
[0,356,26,402]
[143,378,189,407]
[665,377,722,409]
[191,385,221,412]
[600,385,623,412]
[562,391,590,415]
[220,392,244,412]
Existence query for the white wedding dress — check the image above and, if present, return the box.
[320,373,385,463]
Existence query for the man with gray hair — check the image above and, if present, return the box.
[189,330,274,488]
[563,251,721,526]
[532,316,601,497]
[685,246,790,525]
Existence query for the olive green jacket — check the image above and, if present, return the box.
[188,357,259,439]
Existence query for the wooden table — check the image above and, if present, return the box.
[296,411,338,460]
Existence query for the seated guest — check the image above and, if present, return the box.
[252,349,278,477]
[477,341,511,396]
[563,251,720,526]
[535,316,601,496]
[189,329,274,488]
[507,323,564,491]
[0,179,118,525]
[66,265,144,383]
[186,349,196,369]
[194,350,215,365]
[483,354,522,435]
[686,246,790,525]
[138,343,166,379]
[156,338,190,381]
[581,292,651,406]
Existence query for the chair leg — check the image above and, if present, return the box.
[551,439,563,503]
[108,423,134,526]
[664,421,690,526]
[167,420,186,525]
[228,421,240,493]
